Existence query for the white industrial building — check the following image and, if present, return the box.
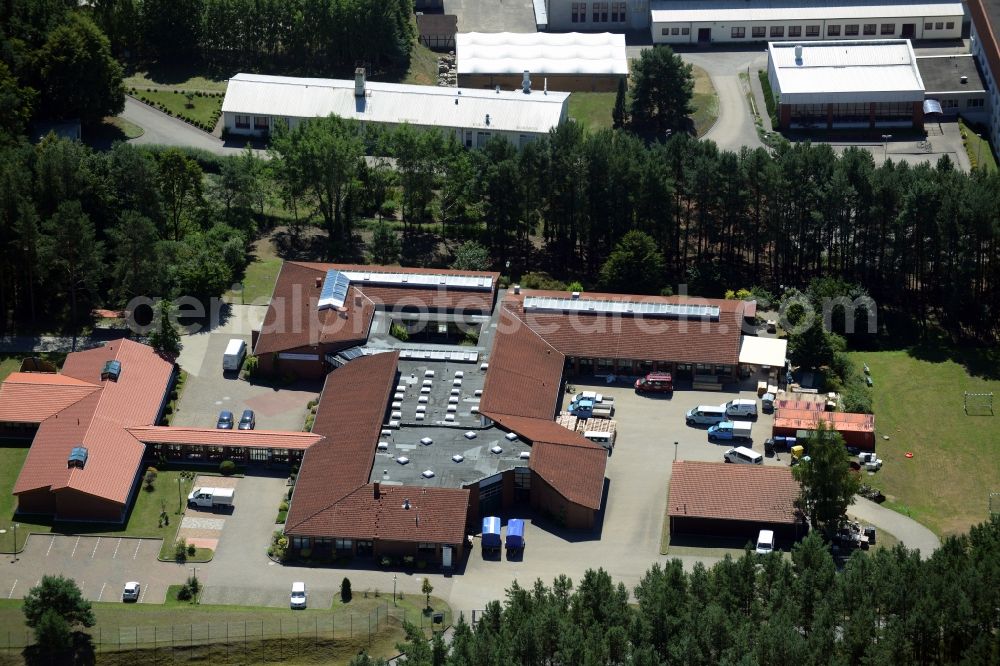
[540,0,651,32]
[766,40,926,129]
[456,32,628,92]
[647,0,963,44]
[221,71,570,149]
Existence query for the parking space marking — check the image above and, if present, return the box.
[98,582,106,602]
[139,584,147,603]
[7,580,16,599]
[113,538,121,559]
[46,535,55,557]
[133,540,141,559]
[91,537,101,558]
[71,536,80,557]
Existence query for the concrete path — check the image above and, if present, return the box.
[121,97,251,156]
[848,497,941,557]
[681,49,767,152]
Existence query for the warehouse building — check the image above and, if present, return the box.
[541,0,651,32]
[969,0,1000,152]
[667,461,806,542]
[917,54,990,123]
[650,0,963,45]
[766,39,927,129]
[456,32,628,92]
[221,71,570,149]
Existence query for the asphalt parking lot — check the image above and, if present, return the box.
[173,331,319,432]
[444,0,536,33]
[0,535,187,604]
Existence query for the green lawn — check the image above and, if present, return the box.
[131,89,223,128]
[568,92,616,131]
[848,349,1000,536]
[402,41,440,86]
[0,357,20,384]
[959,118,998,172]
[125,70,228,93]
[690,64,719,137]
[226,256,283,305]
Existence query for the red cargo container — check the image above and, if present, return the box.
[772,409,875,451]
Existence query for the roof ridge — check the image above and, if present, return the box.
[502,300,563,356]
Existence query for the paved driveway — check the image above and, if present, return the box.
[121,97,255,157]
[444,0,536,33]
[0,535,188,604]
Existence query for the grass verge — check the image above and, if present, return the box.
[848,349,1000,536]
[690,64,719,137]
[160,370,187,426]
[225,256,283,305]
[567,92,617,131]
[758,70,779,129]
[124,70,228,93]
[402,41,440,86]
[959,118,998,172]
[129,89,223,131]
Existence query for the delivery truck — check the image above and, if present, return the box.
[187,487,235,510]
[223,338,247,373]
[505,518,525,553]
[482,516,502,554]
[707,420,753,442]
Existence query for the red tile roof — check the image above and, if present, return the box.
[667,461,801,524]
[13,340,175,506]
[773,400,826,412]
[254,262,375,355]
[530,441,607,510]
[127,426,323,450]
[0,372,99,423]
[773,409,874,433]
[506,290,744,365]
[479,305,565,421]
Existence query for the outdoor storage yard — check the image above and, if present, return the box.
[849,349,1000,536]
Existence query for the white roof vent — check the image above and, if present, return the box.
[519,451,531,460]
[452,454,464,463]
[377,441,389,451]
[464,431,477,439]
[491,445,503,454]
[422,469,435,478]
[396,456,409,465]
[505,432,518,441]
[420,437,433,446]
[794,44,803,64]
[381,429,393,437]
[571,291,580,299]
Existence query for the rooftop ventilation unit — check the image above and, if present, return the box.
[421,470,435,478]
[491,445,503,454]
[505,432,519,441]
[420,437,433,446]
[794,44,803,64]
[396,456,409,465]
[464,431,477,439]
[101,360,121,382]
[354,67,366,97]
[452,454,464,463]
[68,446,88,469]
[960,75,968,84]
[522,70,531,94]
[402,498,411,509]
[377,441,389,451]
[519,451,530,460]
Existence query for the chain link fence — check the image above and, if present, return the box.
[0,606,452,664]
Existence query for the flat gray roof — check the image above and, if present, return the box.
[917,55,988,92]
[373,359,531,489]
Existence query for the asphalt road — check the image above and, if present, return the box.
[121,97,253,156]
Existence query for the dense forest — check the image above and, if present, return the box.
[373,517,1000,666]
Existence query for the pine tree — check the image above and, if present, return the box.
[148,299,181,356]
[612,77,628,130]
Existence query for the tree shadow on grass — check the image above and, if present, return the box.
[906,342,1000,381]
[22,631,95,666]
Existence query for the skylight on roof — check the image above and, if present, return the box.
[522,296,720,320]
[338,270,493,291]
[318,270,351,310]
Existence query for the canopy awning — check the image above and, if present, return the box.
[739,336,788,368]
[923,99,943,115]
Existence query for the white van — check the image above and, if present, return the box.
[725,398,758,418]
[755,529,775,555]
[223,338,247,372]
[724,446,764,465]
[583,430,615,452]
[686,405,728,426]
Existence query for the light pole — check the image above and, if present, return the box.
[881,134,892,162]
[393,574,398,606]
[674,441,679,461]
[12,524,16,562]
[0,529,6,562]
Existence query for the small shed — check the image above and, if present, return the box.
[417,14,457,51]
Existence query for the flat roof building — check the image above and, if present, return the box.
[968,0,1000,153]
[651,0,963,44]
[773,409,876,450]
[917,54,990,123]
[456,32,628,92]
[766,39,926,129]
[222,72,570,149]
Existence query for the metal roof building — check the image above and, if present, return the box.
[222,71,570,149]
[456,32,628,92]
[651,0,963,45]
[766,39,927,129]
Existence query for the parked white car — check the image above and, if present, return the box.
[755,530,775,555]
[122,581,141,602]
[725,398,758,418]
[290,582,307,609]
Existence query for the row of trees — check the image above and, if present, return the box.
[370,515,1000,666]
[0,137,260,335]
[91,0,415,74]
[267,114,1000,343]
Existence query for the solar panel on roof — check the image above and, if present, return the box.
[522,296,720,320]
[338,270,493,291]
[318,270,351,310]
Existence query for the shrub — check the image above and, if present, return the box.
[390,323,409,342]
[219,460,236,475]
[174,539,188,562]
[279,501,289,511]
[380,556,392,568]
[186,576,200,595]
[340,577,352,603]
[187,542,196,556]
[300,547,312,560]
[176,584,192,601]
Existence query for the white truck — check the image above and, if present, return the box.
[223,338,247,372]
[187,487,235,510]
